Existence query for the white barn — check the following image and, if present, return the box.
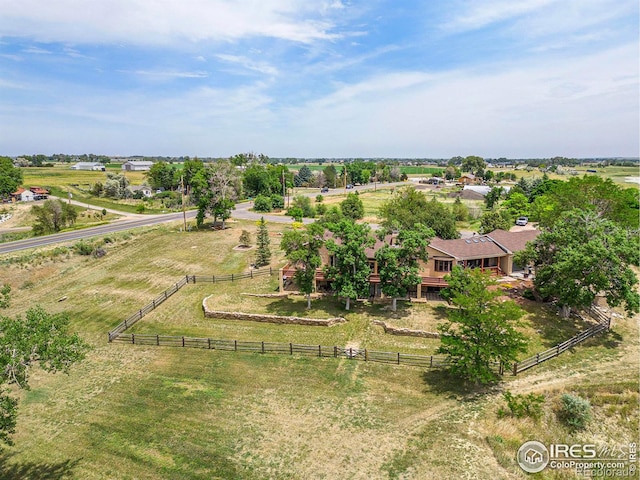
[122,161,154,171]
[71,162,105,171]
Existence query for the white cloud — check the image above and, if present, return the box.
[0,0,345,45]
[215,54,279,76]
[444,0,558,32]
[121,69,209,79]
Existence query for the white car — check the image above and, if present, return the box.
[516,216,528,226]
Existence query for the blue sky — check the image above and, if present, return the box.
[1,0,638,158]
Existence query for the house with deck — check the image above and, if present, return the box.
[279,229,539,299]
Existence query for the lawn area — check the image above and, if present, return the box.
[0,219,637,479]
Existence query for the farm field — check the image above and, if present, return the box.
[0,220,637,479]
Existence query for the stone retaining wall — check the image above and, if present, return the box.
[203,295,346,326]
[372,320,440,338]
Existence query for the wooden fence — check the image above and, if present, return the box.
[110,333,504,370]
[107,267,273,341]
[512,307,611,374]
[108,269,611,376]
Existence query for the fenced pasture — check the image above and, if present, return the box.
[108,268,612,376]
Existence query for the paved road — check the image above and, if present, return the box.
[0,181,409,255]
[0,211,196,255]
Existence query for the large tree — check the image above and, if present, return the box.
[192,161,242,228]
[31,200,78,235]
[516,210,640,318]
[340,192,364,220]
[0,157,23,198]
[325,219,373,310]
[437,267,528,384]
[281,222,325,309]
[0,305,89,445]
[379,187,459,239]
[535,175,639,229]
[375,225,433,311]
[146,161,178,191]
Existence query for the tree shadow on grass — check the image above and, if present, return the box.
[522,303,595,347]
[0,453,80,480]
[421,369,499,401]
[580,329,624,350]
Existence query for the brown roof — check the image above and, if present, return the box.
[429,235,508,260]
[487,229,540,253]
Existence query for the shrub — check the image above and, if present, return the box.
[498,391,544,420]
[316,204,327,216]
[558,394,592,430]
[73,241,94,256]
[270,194,284,210]
[316,194,324,203]
[136,204,146,213]
[253,194,273,212]
[92,247,107,258]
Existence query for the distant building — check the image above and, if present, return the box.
[129,185,153,198]
[11,188,35,202]
[29,187,49,200]
[458,174,476,185]
[71,162,105,171]
[122,161,154,171]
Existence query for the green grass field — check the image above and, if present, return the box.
[0,220,637,479]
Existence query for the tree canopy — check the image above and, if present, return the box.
[437,267,528,384]
[324,219,373,310]
[340,192,364,220]
[31,200,78,236]
[516,210,640,318]
[379,187,458,239]
[0,306,89,445]
[192,162,242,228]
[375,225,433,311]
[281,222,325,309]
[0,157,23,198]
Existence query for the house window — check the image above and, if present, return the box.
[467,259,482,269]
[329,255,337,267]
[435,260,453,272]
[484,257,498,267]
[368,261,376,273]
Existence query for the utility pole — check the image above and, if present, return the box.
[343,167,347,195]
[181,175,187,231]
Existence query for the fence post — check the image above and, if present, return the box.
[318,345,322,357]
[157,334,160,346]
[152,300,156,309]
[397,352,401,365]
[430,356,433,368]
[182,336,185,347]
[208,338,211,349]
[290,343,293,355]
[213,275,215,283]
[349,347,353,359]
[334,346,337,357]
[262,342,265,354]
[234,340,237,351]
[124,319,128,329]
[536,353,540,364]
[364,349,368,361]
[132,334,135,344]
[513,362,518,375]
[232,274,234,282]
[251,270,253,278]
[269,267,272,275]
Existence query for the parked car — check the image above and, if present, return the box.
[516,216,529,226]
[320,187,329,193]
[346,184,353,189]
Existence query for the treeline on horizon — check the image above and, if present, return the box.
[4,152,639,168]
